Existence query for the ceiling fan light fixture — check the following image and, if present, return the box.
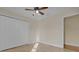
[35,10,39,13]
[33,11,40,16]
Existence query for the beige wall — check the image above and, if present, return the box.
[65,14,79,47]
[39,16,64,48]
[30,20,40,43]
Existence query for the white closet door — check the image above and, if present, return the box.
[0,16,31,51]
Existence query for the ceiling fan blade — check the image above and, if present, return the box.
[39,11,44,15]
[25,9,34,11]
[39,7,48,10]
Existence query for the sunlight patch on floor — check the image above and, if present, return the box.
[31,42,39,52]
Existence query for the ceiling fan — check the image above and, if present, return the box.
[25,7,48,16]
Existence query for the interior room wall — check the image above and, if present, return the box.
[30,20,40,43]
[39,16,64,48]
[65,14,79,47]
[0,16,32,51]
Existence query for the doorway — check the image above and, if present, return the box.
[64,14,79,51]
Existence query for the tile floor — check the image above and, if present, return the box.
[1,43,75,52]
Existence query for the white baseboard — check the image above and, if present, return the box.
[0,41,34,51]
[40,41,64,48]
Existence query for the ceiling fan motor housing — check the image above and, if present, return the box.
[34,7,39,10]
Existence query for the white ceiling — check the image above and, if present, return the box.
[1,7,48,20]
[0,7,79,21]
[48,7,79,16]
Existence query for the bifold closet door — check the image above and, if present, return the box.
[0,16,31,51]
